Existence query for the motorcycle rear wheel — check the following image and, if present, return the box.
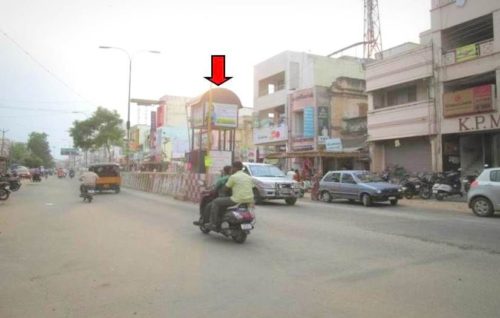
[199,218,210,234]
[419,187,431,199]
[0,189,10,201]
[232,231,247,244]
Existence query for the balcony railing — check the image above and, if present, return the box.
[443,39,494,66]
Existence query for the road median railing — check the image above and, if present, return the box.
[121,172,207,203]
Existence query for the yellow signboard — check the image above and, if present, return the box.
[455,43,478,63]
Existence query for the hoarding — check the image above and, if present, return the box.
[443,84,495,118]
[60,148,79,156]
[212,103,238,128]
[253,125,288,144]
[455,43,478,63]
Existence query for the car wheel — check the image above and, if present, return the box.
[253,188,264,205]
[471,197,494,217]
[361,194,372,207]
[390,199,398,206]
[285,198,297,205]
[320,191,332,203]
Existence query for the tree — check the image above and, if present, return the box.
[70,107,125,161]
[8,142,29,164]
[26,132,54,168]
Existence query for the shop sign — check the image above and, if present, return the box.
[253,125,288,144]
[457,113,500,132]
[212,103,238,128]
[443,84,494,118]
[303,107,315,138]
[325,138,343,152]
[455,43,478,63]
[317,106,330,144]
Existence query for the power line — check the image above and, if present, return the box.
[0,28,96,107]
[0,104,88,114]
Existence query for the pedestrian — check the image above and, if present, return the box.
[293,169,301,182]
[311,169,322,201]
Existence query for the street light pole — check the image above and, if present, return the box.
[99,46,160,169]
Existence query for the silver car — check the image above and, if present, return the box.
[242,163,301,205]
[467,168,500,217]
[319,170,403,206]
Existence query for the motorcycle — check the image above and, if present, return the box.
[418,173,436,200]
[32,173,42,182]
[69,170,75,179]
[194,182,255,244]
[0,173,21,192]
[0,182,11,201]
[432,171,463,201]
[80,185,94,203]
[400,175,422,199]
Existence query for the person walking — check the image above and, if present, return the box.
[311,169,322,201]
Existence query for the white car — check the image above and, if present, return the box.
[467,168,500,217]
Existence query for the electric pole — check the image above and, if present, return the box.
[0,129,8,157]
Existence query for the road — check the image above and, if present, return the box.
[1,177,500,318]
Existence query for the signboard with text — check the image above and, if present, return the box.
[317,106,330,144]
[253,125,288,144]
[443,84,495,118]
[455,43,478,63]
[212,103,238,128]
[325,138,343,152]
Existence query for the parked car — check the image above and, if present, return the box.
[242,162,301,205]
[467,168,500,217]
[13,166,31,179]
[319,170,403,206]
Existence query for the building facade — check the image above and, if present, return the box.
[367,0,500,175]
[253,51,365,174]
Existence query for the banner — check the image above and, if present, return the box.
[456,43,478,63]
[317,106,330,144]
[212,103,238,128]
[303,107,315,138]
[253,125,288,144]
[443,84,494,118]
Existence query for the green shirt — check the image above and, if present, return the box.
[225,170,254,203]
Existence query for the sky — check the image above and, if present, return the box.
[0,0,430,158]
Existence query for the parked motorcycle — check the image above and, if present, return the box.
[418,173,436,200]
[0,182,11,201]
[0,173,21,192]
[194,182,255,244]
[432,171,463,201]
[400,175,422,199]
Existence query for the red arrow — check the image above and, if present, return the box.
[204,55,232,86]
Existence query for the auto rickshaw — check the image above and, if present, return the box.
[89,163,121,193]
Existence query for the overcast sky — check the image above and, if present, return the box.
[0,0,430,158]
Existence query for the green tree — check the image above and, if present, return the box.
[26,132,54,168]
[69,107,125,161]
[8,142,29,164]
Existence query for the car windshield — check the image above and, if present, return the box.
[355,172,383,183]
[248,165,285,178]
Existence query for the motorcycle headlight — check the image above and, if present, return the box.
[398,188,402,192]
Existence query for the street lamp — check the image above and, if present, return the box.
[99,46,160,168]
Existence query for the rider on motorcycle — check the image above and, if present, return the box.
[207,161,254,231]
[79,168,99,194]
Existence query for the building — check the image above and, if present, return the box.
[366,42,436,173]
[234,107,256,162]
[431,0,500,175]
[366,0,500,175]
[253,51,365,173]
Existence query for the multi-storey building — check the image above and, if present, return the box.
[253,51,364,173]
[366,42,436,173]
[367,0,500,175]
[432,0,500,175]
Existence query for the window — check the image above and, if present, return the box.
[387,85,417,106]
[490,170,500,182]
[341,173,356,184]
[324,173,340,182]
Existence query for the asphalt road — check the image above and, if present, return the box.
[1,177,500,318]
